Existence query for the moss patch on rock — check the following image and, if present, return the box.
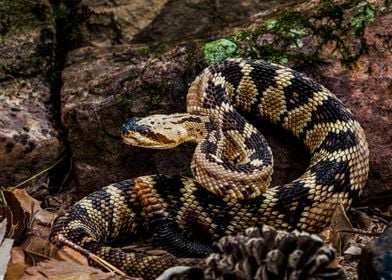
[203,39,238,64]
[202,0,388,74]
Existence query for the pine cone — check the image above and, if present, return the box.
[187,226,346,280]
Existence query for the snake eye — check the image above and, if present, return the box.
[137,126,150,136]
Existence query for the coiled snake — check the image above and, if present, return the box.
[50,59,369,279]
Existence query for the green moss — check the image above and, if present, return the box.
[350,5,376,35]
[224,0,382,72]
[203,39,238,64]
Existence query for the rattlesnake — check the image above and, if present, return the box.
[50,59,369,279]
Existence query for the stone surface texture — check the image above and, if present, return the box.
[76,0,169,46]
[71,0,294,46]
[0,0,64,186]
[358,222,392,280]
[312,5,392,204]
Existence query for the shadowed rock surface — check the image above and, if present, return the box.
[65,0,298,46]
[358,222,392,280]
[0,0,64,186]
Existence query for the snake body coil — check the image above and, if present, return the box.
[50,59,369,279]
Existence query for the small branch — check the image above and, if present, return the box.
[55,234,131,278]
[15,154,66,188]
[335,229,382,236]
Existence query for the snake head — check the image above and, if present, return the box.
[121,114,190,149]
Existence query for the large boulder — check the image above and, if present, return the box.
[0,0,64,186]
[62,0,295,46]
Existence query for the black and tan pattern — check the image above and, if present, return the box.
[50,59,369,279]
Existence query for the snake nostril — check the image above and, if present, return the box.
[121,124,129,133]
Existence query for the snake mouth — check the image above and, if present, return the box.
[122,133,177,149]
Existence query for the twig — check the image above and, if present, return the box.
[15,154,66,188]
[94,110,122,140]
[335,229,382,236]
[55,234,130,277]
[59,156,73,191]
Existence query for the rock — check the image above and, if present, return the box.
[73,0,169,47]
[358,222,392,280]
[65,0,294,46]
[317,9,392,206]
[131,0,293,43]
[0,0,64,186]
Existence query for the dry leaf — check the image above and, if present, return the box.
[21,235,57,265]
[9,247,26,265]
[19,259,134,280]
[1,188,56,243]
[4,188,55,225]
[329,202,354,255]
[1,190,29,242]
[34,210,56,227]
[5,262,28,280]
[56,246,89,266]
[0,219,14,279]
[5,247,27,280]
[7,188,41,215]
[344,245,362,256]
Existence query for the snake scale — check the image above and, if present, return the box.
[50,59,369,279]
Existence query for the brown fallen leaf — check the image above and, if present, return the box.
[1,189,29,242]
[9,246,26,264]
[6,188,41,215]
[6,247,28,280]
[5,247,27,280]
[328,202,355,255]
[4,188,55,226]
[21,235,57,265]
[19,259,138,280]
[1,188,57,243]
[5,262,28,280]
[56,246,89,266]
